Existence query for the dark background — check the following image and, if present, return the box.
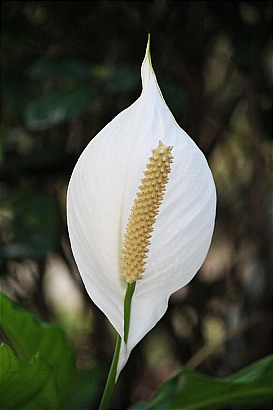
[1,1,272,408]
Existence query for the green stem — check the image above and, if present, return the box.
[124,282,136,344]
[98,281,136,410]
[98,333,122,410]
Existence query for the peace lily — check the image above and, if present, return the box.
[67,36,216,408]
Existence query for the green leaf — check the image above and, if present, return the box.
[0,344,60,409]
[24,86,94,130]
[0,292,77,408]
[130,355,273,410]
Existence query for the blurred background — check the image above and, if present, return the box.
[1,1,272,409]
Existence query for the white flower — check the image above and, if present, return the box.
[67,38,216,376]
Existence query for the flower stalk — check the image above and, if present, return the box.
[98,333,121,410]
[99,282,136,409]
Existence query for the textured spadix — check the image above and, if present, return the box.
[67,38,216,375]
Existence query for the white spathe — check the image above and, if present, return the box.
[67,38,216,375]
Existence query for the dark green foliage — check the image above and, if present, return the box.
[25,87,95,130]
[0,292,77,409]
[130,356,273,409]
